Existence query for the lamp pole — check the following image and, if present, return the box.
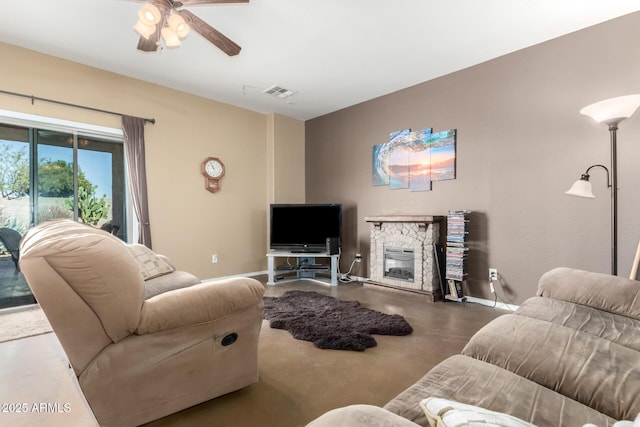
[609,124,618,276]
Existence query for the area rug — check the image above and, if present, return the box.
[263,290,413,351]
[0,306,52,343]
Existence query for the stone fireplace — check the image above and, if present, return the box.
[364,215,445,301]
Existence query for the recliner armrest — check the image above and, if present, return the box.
[537,267,640,320]
[136,277,265,334]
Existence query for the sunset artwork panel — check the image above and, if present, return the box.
[409,129,433,192]
[372,128,413,186]
[389,146,410,189]
[372,143,389,186]
[426,129,456,181]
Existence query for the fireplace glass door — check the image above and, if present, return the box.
[383,246,415,282]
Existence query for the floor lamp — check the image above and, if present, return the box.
[565,94,640,276]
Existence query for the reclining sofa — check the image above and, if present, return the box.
[19,220,265,427]
[308,267,640,426]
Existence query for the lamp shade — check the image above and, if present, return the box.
[134,20,157,39]
[565,176,595,198]
[580,94,640,126]
[138,4,162,25]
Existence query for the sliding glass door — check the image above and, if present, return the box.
[0,123,126,309]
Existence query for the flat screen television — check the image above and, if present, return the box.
[269,203,342,252]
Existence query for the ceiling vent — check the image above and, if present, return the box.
[263,85,297,99]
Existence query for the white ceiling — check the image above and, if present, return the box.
[2,0,639,121]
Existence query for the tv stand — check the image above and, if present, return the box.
[266,251,339,286]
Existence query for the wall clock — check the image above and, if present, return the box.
[202,157,225,193]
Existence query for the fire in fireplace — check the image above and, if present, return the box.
[383,247,415,282]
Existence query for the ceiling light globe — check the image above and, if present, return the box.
[161,27,181,47]
[134,20,157,39]
[167,14,190,38]
[580,94,640,126]
[138,4,162,25]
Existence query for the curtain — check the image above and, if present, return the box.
[122,116,152,248]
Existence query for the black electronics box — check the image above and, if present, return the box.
[326,237,339,255]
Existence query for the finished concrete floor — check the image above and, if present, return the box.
[0,279,505,427]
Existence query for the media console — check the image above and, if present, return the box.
[266,251,339,286]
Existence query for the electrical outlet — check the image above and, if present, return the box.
[355,253,362,263]
[212,254,218,264]
[489,268,498,281]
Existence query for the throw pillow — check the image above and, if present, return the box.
[583,413,640,427]
[420,397,536,427]
[126,244,175,281]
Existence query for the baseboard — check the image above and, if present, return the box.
[341,275,519,311]
[464,296,519,311]
[201,271,268,283]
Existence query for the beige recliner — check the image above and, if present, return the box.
[19,220,265,427]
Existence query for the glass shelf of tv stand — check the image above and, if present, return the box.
[266,251,339,286]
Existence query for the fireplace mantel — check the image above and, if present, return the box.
[365,215,445,232]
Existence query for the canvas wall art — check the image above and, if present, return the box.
[372,127,456,192]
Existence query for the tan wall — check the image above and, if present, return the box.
[265,113,306,250]
[0,42,269,279]
[305,12,640,304]
[272,114,306,203]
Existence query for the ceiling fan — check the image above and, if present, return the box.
[133,0,248,56]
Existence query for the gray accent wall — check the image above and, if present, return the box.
[305,12,640,304]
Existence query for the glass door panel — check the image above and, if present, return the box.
[76,135,126,239]
[35,130,75,225]
[0,124,34,308]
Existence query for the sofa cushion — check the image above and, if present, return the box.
[143,270,201,299]
[462,314,640,421]
[537,268,640,321]
[383,355,616,427]
[127,244,175,280]
[420,397,535,427]
[516,297,640,352]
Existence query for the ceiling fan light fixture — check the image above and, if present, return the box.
[161,26,181,47]
[138,4,162,25]
[133,0,245,56]
[134,19,157,39]
[167,14,190,38]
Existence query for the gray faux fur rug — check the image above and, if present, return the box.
[263,290,413,351]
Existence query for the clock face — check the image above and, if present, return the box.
[205,159,224,178]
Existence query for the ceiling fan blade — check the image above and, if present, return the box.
[136,28,160,52]
[177,9,241,56]
[178,0,249,4]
